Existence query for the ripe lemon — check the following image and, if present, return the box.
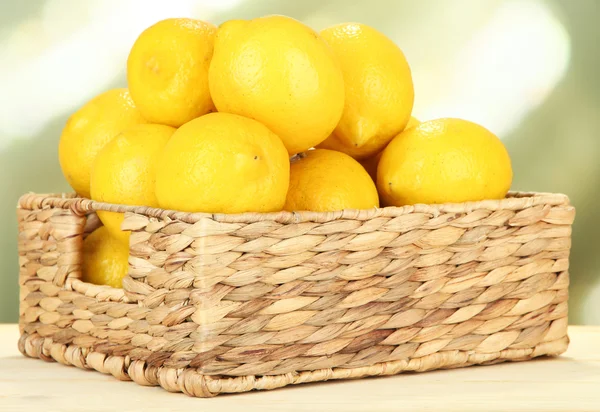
[359,116,421,181]
[405,116,422,129]
[155,112,289,213]
[209,15,345,155]
[90,124,176,243]
[378,118,513,206]
[284,149,379,212]
[82,226,129,288]
[127,18,217,127]
[59,89,146,198]
[318,23,414,158]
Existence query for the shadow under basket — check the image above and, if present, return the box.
[17,192,575,397]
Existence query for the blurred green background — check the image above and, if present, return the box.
[1,0,598,324]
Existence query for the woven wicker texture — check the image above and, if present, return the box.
[17,192,574,397]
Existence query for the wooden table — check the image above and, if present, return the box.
[1,324,599,411]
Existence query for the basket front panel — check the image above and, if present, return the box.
[118,202,574,377]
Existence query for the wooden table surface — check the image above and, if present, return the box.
[1,324,599,411]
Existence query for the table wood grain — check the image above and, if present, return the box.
[1,324,599,411]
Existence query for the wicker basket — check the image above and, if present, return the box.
[17,192,574,397]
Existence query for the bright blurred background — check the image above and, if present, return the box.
[1,0,598,324]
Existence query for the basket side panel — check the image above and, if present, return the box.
[18,206,86,332]
[17,201,143,365]
[120,201,574,378]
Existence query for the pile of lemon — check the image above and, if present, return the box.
[58,16,512,287]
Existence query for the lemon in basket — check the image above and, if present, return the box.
[378,118,513,206]
[284,149,379,212]
[127,18,217,127]
[91,124,176,243]
[208,15,345,155]
[357,116,421,181]
[82,226,129,288]
[316,23,414,159]
[58,88,147,198]
[155,112,289,213]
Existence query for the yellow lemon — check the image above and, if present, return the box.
[59,89,146,198]
[82,226,129,288]
[359,116,421,181]
[378,118,513,206]
[405,115,422,130]
[155,112,289,213]
[127,18,217,127]
[284,149,379,212]
[209,15,345,155]
[90,124,176,243]
[318,23,414,157]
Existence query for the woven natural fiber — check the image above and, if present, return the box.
[17,192,574,397]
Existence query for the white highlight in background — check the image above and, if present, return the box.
[415,0,570,137]
[0,0,242,148]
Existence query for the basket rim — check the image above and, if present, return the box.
[18,192,570,223]
[17,191,570,224]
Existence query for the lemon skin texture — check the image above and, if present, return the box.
[59,88,146,198]
[284,149,379,212]
[209,16,345,155]
[377,118,513,206]
[155,112,290,214]
[318,23,414,156]
[358,116,421,181]
[91,124,176,243]
[127,18,217,127]
[82,226,129,288]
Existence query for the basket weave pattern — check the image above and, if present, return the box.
[17,192,574,397]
